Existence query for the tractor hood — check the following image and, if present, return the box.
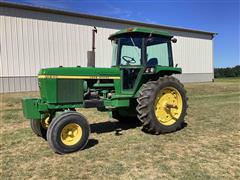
[37,67,121,104]
[38,67,121,80]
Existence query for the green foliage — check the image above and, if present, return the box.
[214,65,240,78]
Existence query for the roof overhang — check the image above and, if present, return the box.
[0,1,218,38]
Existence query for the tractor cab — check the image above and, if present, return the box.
[109,27,176,90]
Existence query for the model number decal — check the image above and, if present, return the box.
[38,75,120,80]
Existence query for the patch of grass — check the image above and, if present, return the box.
[1,78,240,179]
[215,77,240,82]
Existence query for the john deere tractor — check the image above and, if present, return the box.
[22,27,187,154]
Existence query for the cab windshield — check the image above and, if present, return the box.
[111,36,173,67]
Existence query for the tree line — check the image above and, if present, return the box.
[214,65,240,78]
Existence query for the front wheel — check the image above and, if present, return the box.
[30,119,47,139]
[30,113,51,139]
[47,111,90,154]
[136,76,187,134]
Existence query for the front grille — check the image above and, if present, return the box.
[57,79,83,103]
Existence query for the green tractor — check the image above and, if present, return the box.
[22,27,187,154]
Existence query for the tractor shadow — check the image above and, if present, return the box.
[90,120,188,135]
[84,121,188,150]
[84,139,99,150]
[90,119,142,135]
[83,119,141,150]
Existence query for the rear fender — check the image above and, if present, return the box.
[133,68,182,98]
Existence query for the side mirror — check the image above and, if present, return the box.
[171,38,177,43]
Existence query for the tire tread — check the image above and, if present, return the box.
[136,76,188,134]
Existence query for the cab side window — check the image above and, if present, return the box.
[147,43,169,66]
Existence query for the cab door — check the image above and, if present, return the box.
[118,37,144,94]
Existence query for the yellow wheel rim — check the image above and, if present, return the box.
[60,123,82,146]
[41,113,50,129]
[154,87,183,126]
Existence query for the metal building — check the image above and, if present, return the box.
[0,2,217,93]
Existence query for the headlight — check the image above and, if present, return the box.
[145,67,155,73]
[150,67,155,73]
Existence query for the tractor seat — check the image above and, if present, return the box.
[146,58,158,67]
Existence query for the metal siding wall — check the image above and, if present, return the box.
[0,12,3,79]
[0,7,96,78]
[172,35,213,73]
[0,7,96,92]
[95,27,118,67]
[0,78,3,93]
[0,6,214,93]
[174,73,213,83]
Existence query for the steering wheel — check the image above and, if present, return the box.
[122,56,136,65]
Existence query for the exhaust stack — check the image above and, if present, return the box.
[87,26,97,67]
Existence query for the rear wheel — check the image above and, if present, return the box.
[47,111,90,154]
[136,76,187,134]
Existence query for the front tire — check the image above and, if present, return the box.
[30,119,47,138]
[47,111,90,154]
[136,76,187,134]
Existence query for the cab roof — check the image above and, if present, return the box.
[108,27,172,40]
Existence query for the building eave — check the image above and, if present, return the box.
[0,1,218,37]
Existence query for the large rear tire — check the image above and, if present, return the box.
[47,111,90,154]
[136,76,187,134]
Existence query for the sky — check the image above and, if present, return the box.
[2,0,240,68]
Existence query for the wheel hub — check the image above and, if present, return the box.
[41,113,50,129]
[60,123,82,146]
[154,87,183,126]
